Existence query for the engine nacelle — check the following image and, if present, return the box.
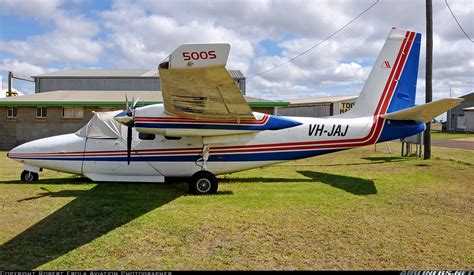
[132,104,302,137]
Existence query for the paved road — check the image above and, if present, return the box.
[432,138,474,151]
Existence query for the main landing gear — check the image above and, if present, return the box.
[189,170,218,195]
[20,170,39,182]
[189,144,218,195]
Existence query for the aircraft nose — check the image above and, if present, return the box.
[114,110,133,126]
[8,142,33,160]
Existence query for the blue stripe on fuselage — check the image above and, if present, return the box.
[11,148,342,162]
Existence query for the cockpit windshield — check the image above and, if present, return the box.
[75,110,123,139]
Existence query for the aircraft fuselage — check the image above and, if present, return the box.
[7,109,425,183]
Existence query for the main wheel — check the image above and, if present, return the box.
[21,170,39,182]
[189,171,218,195]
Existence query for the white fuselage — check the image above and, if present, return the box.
[8,108,382,182]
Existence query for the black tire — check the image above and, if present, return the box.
[21,170,39,182]
[189,171,218,195]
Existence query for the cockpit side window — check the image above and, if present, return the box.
[138,133,156,140]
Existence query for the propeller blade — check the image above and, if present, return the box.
[127,125,132,165]
[132,97,140,109]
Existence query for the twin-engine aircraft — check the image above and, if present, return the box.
[8,28,463,194]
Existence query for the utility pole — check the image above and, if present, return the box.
[424,0,433,159]
[7,71,13,97]
[447,86,452,131]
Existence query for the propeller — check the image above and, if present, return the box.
[127,122,132,164]
[123,95,139,165]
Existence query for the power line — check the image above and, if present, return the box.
[247,0,379,79]
[12,75,35,82]
[445,0,473,42]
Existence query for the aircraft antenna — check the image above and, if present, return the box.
[247,0,379,79]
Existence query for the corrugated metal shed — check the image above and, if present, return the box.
[279,95,358,117]
[447,92,474,131]
[33,69,246,94]
[33,69,158,78]
[228,70,245,80]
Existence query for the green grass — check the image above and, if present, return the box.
[431,132,471,140]
[0,145,473,270]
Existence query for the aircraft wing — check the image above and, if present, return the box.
[381,98,464,123]
[159,44,255,121]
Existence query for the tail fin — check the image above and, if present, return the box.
[348,28,422,117]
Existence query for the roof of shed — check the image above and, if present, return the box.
[33,69,245,79]
[0,90,288,107]
[288,95,358,105]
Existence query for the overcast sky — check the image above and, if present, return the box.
[0,0,472,103]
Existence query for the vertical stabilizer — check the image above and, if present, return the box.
[348,28,422,117]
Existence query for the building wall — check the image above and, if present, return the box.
[36,77,246,94]
[465,111,474,132]
[0,105,275,149]
[36,77,160,93]
[236,79,246,95]
[447,94,474,132]
[277,99,357,118]
[250,107,275,115]
[0,106,97,149]
[333,99,357,115]
[278,104,331,117]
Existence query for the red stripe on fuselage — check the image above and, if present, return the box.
[134,114,269,125]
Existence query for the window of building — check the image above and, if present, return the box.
[138,133,156,140]
[62,107,84,118]
[36,107,47,118]
[7,107,17,118]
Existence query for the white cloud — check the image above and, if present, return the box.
[0,1,102,66]
[0,59,55,77]
[0,0,472,101]
[0,0,63,20]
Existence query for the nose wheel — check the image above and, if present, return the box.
[21,170,39,182]
[189,171,218,195]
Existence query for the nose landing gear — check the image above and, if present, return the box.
[21,170,39,182]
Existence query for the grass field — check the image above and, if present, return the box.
[0,143,472,270]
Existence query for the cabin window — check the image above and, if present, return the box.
[7,107,17,118]
[164,136,182,140]
[62,107,84,118]
[36,107,47,118]
[138,133,156,140]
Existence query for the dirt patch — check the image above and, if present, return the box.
[431,139,474,151]
[454,137,474,142]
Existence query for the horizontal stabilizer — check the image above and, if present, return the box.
[381,98,464,123]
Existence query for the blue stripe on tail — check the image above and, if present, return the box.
[386,33,422,113]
